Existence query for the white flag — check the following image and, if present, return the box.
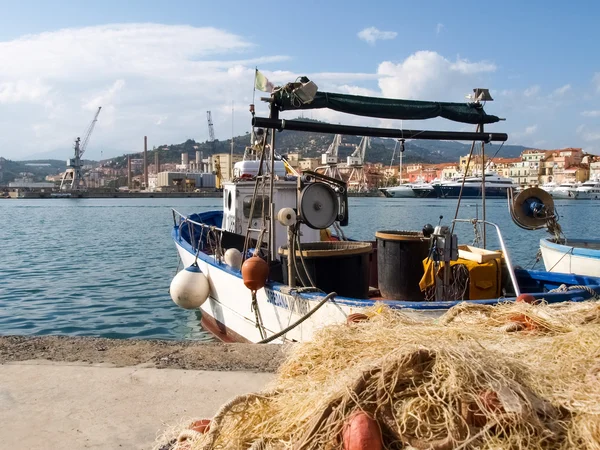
[255,69,274,92]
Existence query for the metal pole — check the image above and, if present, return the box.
[481,123,486,248]
[252,117,508,142]
[268,106,278,263]
[453,219,520,297]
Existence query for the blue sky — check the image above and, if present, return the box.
[1,0,599,160]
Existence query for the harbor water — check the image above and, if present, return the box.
[1,197,598,341]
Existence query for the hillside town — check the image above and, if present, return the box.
[3,144,600,197]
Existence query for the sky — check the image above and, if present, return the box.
[0,0,599,160]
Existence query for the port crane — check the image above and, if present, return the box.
[317,134,343,180]
[346,136,370,192]
[60,107,102,190]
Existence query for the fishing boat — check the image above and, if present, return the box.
[575,179,600,200]
[433,172,517,198]
[539,238,600,277]
[169,80,600,344]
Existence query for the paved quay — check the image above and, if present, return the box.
[0,336,285,450]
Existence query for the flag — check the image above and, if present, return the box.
[255,69,274,93]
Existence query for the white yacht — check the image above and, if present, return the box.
[576,179,600,200]
[540,181,557,193]
[380,184,415,198]
[551,182,579,199]
[434,172,518,198]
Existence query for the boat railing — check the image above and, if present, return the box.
[172,208,226,253]
[452,219,521,296]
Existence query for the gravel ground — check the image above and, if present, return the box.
[0,335,287,372]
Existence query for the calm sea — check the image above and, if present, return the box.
[1,197,597,340]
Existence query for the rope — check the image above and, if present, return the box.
[549,284,599,299]
[258,292,337,343]
[193,391,280,450]
[250,290,266,340]
[547,246,574,272]
[451,126,481,235]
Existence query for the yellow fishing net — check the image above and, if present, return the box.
[157,300,600,450]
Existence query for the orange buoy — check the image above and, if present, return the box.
[516,294,537,304]
[241,256,269,291]
[342,412,382,450]
[190,419,211,434]
[346,313,369,325]
[508,313,537,331]
[462,391,504,427]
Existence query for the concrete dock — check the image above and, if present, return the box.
[0,336,285,450]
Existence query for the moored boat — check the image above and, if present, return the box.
[169,80,600,344]
[434,172,517,198]
[551,182,579,199]
[540,237,600,277]
[411,182,437,198]
[575,179,600,200]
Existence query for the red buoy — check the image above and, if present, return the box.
[342,412,382,450]
[190,419,211,434]
[241,256,269,291]
[346,313,369,325]
[516,294,537,304]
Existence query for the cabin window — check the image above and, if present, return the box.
[243,195,270,219]
[226,191,232,211]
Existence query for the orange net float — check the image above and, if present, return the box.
[507,313,538,331]
[189,419,211,434]
[346,313,369,325]
[241,256,269,291]
[516,293,538,304]
[462,390,504,428]
[342,411,382,450]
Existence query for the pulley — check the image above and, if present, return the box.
[510,187,555,230]
[298,182,339,230]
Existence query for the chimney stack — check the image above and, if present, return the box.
[127,155,132,189]
[143,136,148,189]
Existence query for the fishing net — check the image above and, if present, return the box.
[156,300,600,450]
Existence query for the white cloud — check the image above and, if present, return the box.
[0,23,291,159]
[436,23,444,35]
[357,27,397,44]
[377,51,496,100]
[523,85,540,97]
[525,125,538,135]
[594,72,600,93]
[512,124,538,139]
[582,110,600,117]
[577,124,600,142]
[552,84,571,96]
[0,79,51,104]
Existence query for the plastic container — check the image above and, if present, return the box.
[234,160,287,179]
[375,230,431,300]
[279,241,373,299]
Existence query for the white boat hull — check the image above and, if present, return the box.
[540,238,600,277]
[385,185,415,198]
[175,241,434,343]
[551,190,578,199]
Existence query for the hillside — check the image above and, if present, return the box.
[0,158,68,183]
[104,121,527,170]
[3,121,528,183]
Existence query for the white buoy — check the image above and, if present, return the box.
[170,263,210,309]
[224,248,243,270]
[277,207,297,227]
